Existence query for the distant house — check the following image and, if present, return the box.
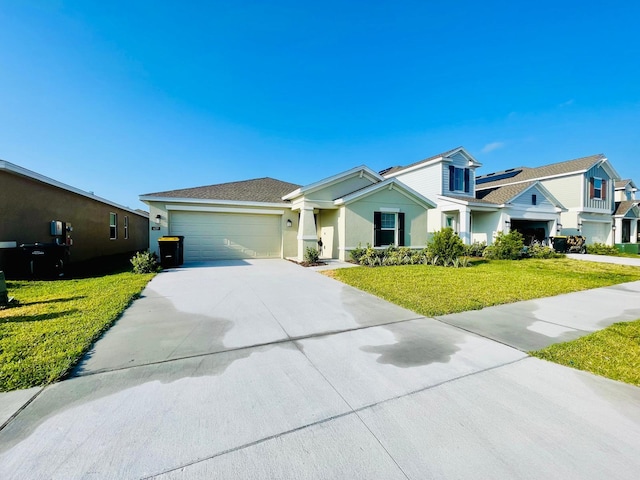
[381,147,566,245]
[613,179,639,244]
[140,166,436,262]
[0,160,149,275]
[476,154,631,245]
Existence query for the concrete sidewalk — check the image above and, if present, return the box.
[1,259,640,479]
[567,252,640,267]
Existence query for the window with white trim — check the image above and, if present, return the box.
[593,178,602,199]
[109,213,117,240]
[124,215,129,239]
[374,211,405,247]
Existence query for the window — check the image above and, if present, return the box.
[124,215,129,239]
[449,166,470,193]
[374,212,405,247]
[590,177,606,200]
[532,194,537,205]
[109,213,117,240]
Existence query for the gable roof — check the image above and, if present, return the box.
[614,201,639,217]
[476,154,620,190]
[282,165,382,201]
[615,179,637,190]
[334,177,436,209]
[141,177,301,204]
[381,146,481,177]
[476,181,565,209]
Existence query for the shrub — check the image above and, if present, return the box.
[484,231,525,260]
[586,243,619,256]
[130,250,160,274]
[464,241,487,257]
[526,244,563,259]
[427,228,465,264]
[304,247,320,264]
[349,244,367,263]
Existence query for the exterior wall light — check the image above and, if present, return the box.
[504,220,511,228]
[577,221,583,232]
[612,223,616,231]
[556,223,563,234]
[286,219,292,228]
[155,214,161,224]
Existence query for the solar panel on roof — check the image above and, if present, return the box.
[476,169,522,185]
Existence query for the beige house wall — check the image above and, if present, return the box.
[0,170,148,263]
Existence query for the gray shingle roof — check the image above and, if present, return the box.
[614,201,639,216]
[476,154,606,189]
[380,147,464,176]
[143,177,301,203]
[478,182,536,204]
[444,194,499,205]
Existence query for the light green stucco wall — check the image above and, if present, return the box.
[342,188,429,260]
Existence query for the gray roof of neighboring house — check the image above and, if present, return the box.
[614,200,639,216]
[142,177,302,203]
[476,154,607,189]
[477,182,536,204]
[380,146,464,176]
[615,179,637,189]
[444,194,498,205]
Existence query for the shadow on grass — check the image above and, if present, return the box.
[0,309,80,324]
[21,296,86,306]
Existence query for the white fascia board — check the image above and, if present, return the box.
[140,196,290,208]
[1,159,149,218]
[165,205,286,215]
[334,178,436,209]
[437,195,499,210]
[574,207,615,214]
[282,165,383,200]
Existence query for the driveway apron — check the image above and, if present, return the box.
[1,259,640,479]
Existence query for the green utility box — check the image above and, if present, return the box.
[615,243,640,254]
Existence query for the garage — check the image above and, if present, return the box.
[581,221,609,244]
[169,211,282,261]
[510,220,551,245]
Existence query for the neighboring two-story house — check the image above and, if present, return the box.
[382,147,566,245]
[613,179,639,244]
[476,154,622,245]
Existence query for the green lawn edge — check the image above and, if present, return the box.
[0,271,155,392]
[531,319,640,387]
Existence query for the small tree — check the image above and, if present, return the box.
[130,250,160,274]
[427,228,465,264]
[484,231,525,260]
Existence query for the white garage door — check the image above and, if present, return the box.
[581,221,608,244]
[170,211,282,261]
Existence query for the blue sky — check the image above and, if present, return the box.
[1,1,638,210]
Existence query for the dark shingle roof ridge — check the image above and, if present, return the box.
[142,177,302,203]
[381,146,465,176]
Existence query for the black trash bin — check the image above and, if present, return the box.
[158,236,184,268]
[20,243,70,278]
[550,236,568,253]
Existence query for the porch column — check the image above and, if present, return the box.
[631,219,638,244]
[459,207,471,244]
[614,218,622,244]
[297,206,317,261]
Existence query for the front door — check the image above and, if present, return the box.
[622,219,631,243]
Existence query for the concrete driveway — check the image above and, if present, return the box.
[1,259,640,479]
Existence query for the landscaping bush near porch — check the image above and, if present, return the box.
[0,271,154,391]
[328,259,640,317]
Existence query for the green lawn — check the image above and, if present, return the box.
[328,258,640,317]
[531,319,640,386]
[0,272,155,392]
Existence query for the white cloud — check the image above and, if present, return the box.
[481,141,505,153]
[559,99,575,108]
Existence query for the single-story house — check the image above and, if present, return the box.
[0,160,149,275]
[140,166,436,262]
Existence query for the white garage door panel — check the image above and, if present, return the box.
[582,221,608,244]
[170,212,282,261]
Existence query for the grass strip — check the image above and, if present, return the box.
[531,319,640,386]
[0,272,154,391]
[327,258,640,317]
